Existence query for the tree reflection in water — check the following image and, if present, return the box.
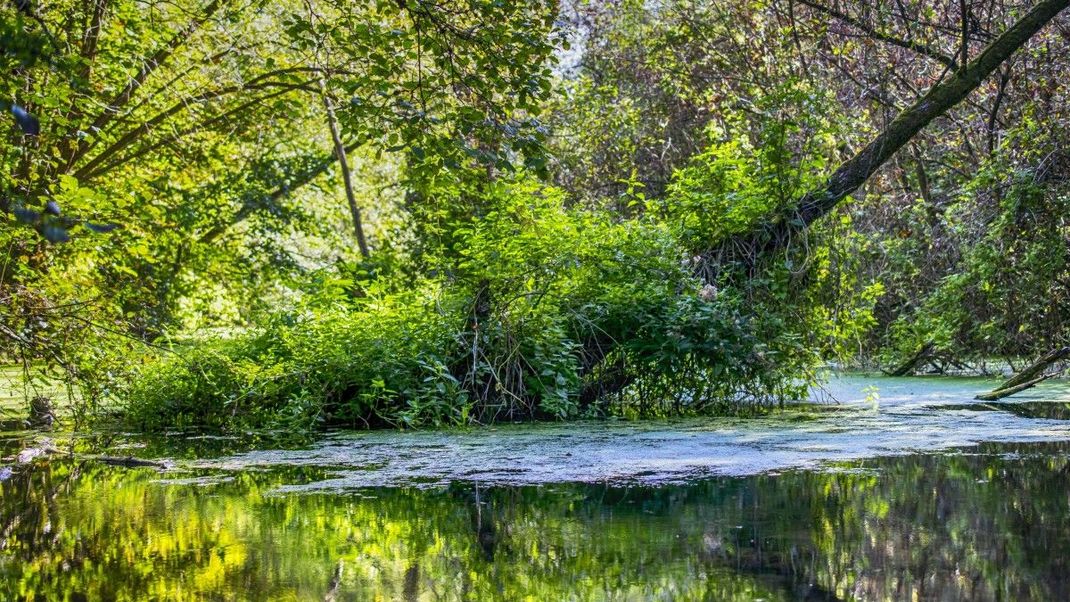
[1,441,1069,600]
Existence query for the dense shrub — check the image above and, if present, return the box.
[122,176,828,431]
[883,170,1070,365]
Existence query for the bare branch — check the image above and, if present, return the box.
[796,0,959,69]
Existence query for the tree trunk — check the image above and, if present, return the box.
[975,347,1070,400]
[975,375,1051,402]
[1002,346,1070,389]
[320,80,370,259]
[736,0,1070,255]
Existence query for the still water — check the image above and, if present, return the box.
[3,376,1070,600]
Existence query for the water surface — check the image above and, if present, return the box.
[2,375,1070,600]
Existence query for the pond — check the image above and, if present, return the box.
[2,375,1070,600]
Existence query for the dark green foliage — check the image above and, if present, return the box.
[885,167,1070,363]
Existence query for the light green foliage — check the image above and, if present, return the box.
[117,75,874,431]
[8,0,1065,428]
[124,285,468,430]
[124,172,825,431]
[1,0,561,389]
[654,86,882,368]
[660,84,841,247]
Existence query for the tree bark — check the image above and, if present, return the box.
[738,0,1070,255]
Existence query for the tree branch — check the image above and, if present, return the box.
[320,79,370,258]
[72,76,315,180]
[796,0,959,69]
[78,83,314,181]
[736,0,1069,257]
[196,139,363,246]
[64,0,226,168]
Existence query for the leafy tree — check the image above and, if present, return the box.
[1,0,559,379]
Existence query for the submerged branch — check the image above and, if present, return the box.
[883,341,936,376]
[976,347,1070,400]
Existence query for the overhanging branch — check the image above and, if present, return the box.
[732,0,1069,258]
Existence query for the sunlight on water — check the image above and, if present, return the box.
[2,375,1070,600]
[194,375,1070,488]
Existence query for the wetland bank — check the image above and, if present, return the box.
[6,0,1070,599]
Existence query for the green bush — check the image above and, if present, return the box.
[122,175,825,432]
[123,286,467,430]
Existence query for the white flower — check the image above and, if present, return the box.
[699,284,718,302]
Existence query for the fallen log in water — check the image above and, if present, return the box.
[88,455,170,469]
[975,347,1070,401]
[975,375,1051,402]
[883,342,935,376]
[6,439,170,469]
